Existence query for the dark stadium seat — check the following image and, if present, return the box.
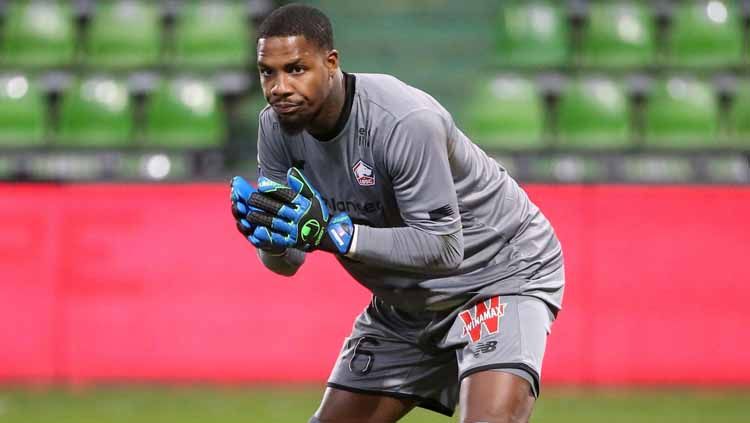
[668,0,744,68]
[0,74,45,146]
[464,75,545,151]
[579,1,655,68]
[57,76,133,147]
[144,77,224,148]
[495,1,569,67]
[86,0,161,69]
[644,76,718,149]
[557,76,631,149]
[172,0,250,68]
[1,0,75,67]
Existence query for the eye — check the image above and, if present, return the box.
[290,66,305,75]
[260,68,273,77]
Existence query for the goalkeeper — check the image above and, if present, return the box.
[231,4,565,423]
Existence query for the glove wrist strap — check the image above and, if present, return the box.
[319,213,354,254]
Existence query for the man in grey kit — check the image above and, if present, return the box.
[231,4,564,422]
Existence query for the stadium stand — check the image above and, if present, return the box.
[643,76,718,149]
[0,73,45,146]
[57,75,133,147]
[578,1,656,68]
[495,1,569,68]
[144,77,224,148]
[172,0,251,68]
[557,76,631,149]
[85,0,162,69]
[667,0,745,68]
[464,75,545,151]
[1,0,76,68]
[0,0,747,182]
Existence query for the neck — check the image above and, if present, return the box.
[307,70,346,138]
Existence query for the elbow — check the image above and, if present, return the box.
[266,264,299,277]
[257,249,304,277]
[270,265,299,277]
[436,231,464,271]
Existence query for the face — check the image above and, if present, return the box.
[257,36,338,135]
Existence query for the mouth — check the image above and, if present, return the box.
[272,102,301,115]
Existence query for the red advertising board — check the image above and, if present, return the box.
[1,184,748,385]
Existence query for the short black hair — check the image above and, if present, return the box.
[256,3,334,51]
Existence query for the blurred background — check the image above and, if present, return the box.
[1,0,749,422]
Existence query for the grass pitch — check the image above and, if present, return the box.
[1,385,748,422]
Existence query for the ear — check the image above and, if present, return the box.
[325,49,339,76]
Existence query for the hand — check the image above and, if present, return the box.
[230,175,290,255]
[256,168,355,254]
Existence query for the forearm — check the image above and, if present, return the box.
[348,225,463,273]
[258,248,306,276]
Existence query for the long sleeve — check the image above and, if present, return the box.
[348,225,463,273]
[346,108,464,274]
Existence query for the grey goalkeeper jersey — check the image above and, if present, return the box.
[257,73,564,314]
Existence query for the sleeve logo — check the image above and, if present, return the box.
[428,204,455,220]
[352,159,375,186]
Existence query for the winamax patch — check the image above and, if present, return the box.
[459,297,507,342]
[352,159,375,186]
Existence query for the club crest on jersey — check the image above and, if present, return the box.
[352,159,375,186]
[459,297,507,343]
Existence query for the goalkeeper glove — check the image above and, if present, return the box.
[230,175,292,255]
[255,167,355,254]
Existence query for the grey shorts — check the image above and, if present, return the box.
[326,294,556,416]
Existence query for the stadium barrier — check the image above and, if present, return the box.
[1,183,748,385]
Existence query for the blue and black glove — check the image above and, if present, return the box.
[230,175,292,255]
[255,167,355,254]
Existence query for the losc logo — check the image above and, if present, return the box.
[352,159,375,186]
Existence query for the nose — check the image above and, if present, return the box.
[270,73,293,98]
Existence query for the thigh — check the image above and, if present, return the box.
[459,370,535,423]
[325,299,459,417]
[314,386,416,423]
[451,295,555,398]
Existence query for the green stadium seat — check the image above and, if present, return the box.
[669,0,744,67]
[1,1,75,67]
[0,74,45,146]
[57,76,133,147]
[644,77,718,149]
[729,80,750,148]
[86,0,161,69]
[145,77,224,148]
[495,1,569,67]
[464,75,544,151]
[557,77,631,149]
[580,2,655,68]
[173,1,250,68]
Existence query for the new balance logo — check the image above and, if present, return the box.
[471,341,498,358]
[357,127,371,148]
[459,297,507,343]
